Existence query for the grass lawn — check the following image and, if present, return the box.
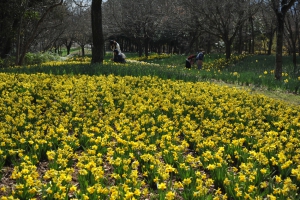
[112,53,300,105]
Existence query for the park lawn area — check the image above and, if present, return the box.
[209,79,300,105]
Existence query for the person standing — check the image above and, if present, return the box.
[186,54,196,68]
[196,50,205,70]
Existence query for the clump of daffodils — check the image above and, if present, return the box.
[0,72,299,199]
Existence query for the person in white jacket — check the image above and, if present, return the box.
[110,40,121,53]
[110,40,126,60]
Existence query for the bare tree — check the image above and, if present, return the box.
[270,0,297,80]
[259,2,277,55]
[183,0,262,60]
[171,0,203,54]
[0,0,65,65]
[59,3,90,56]
[285,4,300,75]
[16,0,64,65]
[106,0,165,57]
[73,7,92,57]
[31,4,69,53]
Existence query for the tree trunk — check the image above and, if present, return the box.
[294,19,299,75]
[138,41,143,57]
[275,16,284,80]
[274,0,297,80]
[237,25,243,54]
[186,32,198,55]
[286,15,297,74]
[158,44,162,54]
[16,16,22,65]
[250,17,255,54]
[247,21,252,54]
[65,40,73,55]
[224,39,231,60]
[298,34,300,62]
[206,34,212,54]
[144,38,149,57]
[0,0,19,59]
[267,28,275,55]
[91,0,104,64]
[292,46,296,73]
[81,45,85,57]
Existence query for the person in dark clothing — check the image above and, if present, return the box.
[113,49,126,63]
[186,54,196,68]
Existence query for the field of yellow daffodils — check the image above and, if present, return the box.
[0,72,299,200]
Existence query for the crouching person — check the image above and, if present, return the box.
[186,54,196,68]
[112,49,126,63]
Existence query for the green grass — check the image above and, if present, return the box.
[1,52,299,104]
[59,47,88,57]
[142,53,223,67]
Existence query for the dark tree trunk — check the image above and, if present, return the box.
[225,41,231,60]
[65,40,73,55]
[185,32,199,55]
[205,34,212,54]
[292,47,296,73]
[275,13,284,80]
[16,17,22,65]
[223,35,234,60]
[294,18,299,75]
[0,0,20,59]
[91,0,104,64]
[144,38,149,57]
[248,36,251,54]
[138,41,143,57]
[249,16,255,54]
[298,34,300,62]
[237,25,243,54]
[81,45,85,57]
[158,44,162,54]
[274,0,297,80]
[267,28,275,55]
[285,13,298,75]
[222,25,238,60]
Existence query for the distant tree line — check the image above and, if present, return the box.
[0,0,298,79]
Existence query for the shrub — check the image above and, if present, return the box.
[24,52,61,65]
[0,56,16,68]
